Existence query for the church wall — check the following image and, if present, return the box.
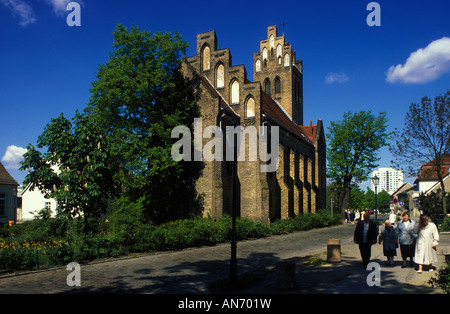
[182,26,326,222]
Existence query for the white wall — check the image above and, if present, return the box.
[19,186,57,221]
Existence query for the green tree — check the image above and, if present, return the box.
[20,110,119,233]
[376,190,391,211]
[419,190,450,215]
[390,90,450,215]
[364,187,375,209]
[349,185,369,210]
[327,111,390,219]
[87,24,203,224]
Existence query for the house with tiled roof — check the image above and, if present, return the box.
[414,154,450,194]
[181,26,326,222]
[0,161,19,225]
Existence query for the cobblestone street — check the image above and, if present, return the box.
[0,223,448,294]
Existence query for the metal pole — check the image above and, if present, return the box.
[35,248,39,271]
[230,133,238,284]
[375,185,378,225]
[331,198,333,217]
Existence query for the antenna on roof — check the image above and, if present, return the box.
[281,21,287,35]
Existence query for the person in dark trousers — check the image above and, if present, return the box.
[354,212,378,268]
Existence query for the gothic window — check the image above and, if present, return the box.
[255,59,261,72]
[264,79,271,95]
[284,53,290,67]
[216,64,224,88]
[202,45,210,71]
[246,97,255,118]
[231,80,239,104]
[277,45,282,65]
[269,35,275,55]
[275,77,281,94]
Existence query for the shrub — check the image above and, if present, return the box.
[0,208,342,274]
[429,264,450,294]
[439,217,450,232]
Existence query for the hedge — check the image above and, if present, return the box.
[0,210,340,274]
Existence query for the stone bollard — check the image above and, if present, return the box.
[326,239,342,263]
[275,261,296,290]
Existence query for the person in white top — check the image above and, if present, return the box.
[414,215,440,273]
[389,210,397,226]
[397,212,416,268]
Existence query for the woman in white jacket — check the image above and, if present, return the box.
[414,215,439,273]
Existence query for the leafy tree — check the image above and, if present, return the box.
[20,110,119,233]
[87,24,203,224]
[349,185,369,210]
[327,111,390,219]
[376,190,391,210]
[390,90,450,215]
[419,190,450,215]
[364,187,375,209]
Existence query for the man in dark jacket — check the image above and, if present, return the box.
[354,212,378,267]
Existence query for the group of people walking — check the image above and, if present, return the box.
[354,212,440,273]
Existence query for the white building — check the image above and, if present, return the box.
[17,184,57,221]
[371,168,403,195]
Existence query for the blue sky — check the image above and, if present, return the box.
[1,0,449,190]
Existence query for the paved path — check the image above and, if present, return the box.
[0,223,448,294]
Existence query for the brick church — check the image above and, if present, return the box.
[182,25,326,222]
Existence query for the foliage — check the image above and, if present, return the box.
[429,264,450,294]
[19,110,119,233]
[0,210,341,274]
[326,111,390,217]
[269,210,341,235]
[419,191,450,215]
[390,90,450,215]
[440,217,450,232]
[87,24,203,224]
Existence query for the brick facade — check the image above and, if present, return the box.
[182,26,326,222]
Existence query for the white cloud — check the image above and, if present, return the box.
[325,72,350,84]
[0,0,36,26]
[386,37,450,84]
[45,0,83,16]
[45,0,70,16]
[1,145,27,169]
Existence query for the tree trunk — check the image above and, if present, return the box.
[437,170,447,215]
[439,179,447,215]
[340,178,351,220]
[84,212,89,234]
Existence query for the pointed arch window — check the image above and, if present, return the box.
[284,53,290,67]
[246,97,255,118]
[264,79,271,95]
[277,45,282,64]
[216,64,224,88]
[255,59,261,72]
[269,35,275,55]
[231,80,240,104]
[275,77,281,94]
[202,46,210,71]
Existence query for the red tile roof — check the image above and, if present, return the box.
[416,154,450,180]
[261,92,313,145]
